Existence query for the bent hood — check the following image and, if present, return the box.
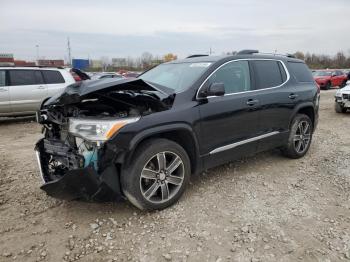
[45,78,173,106]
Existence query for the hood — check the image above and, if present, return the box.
[314,76,330,80]
[45,78,173,106]
[340,84,350,92]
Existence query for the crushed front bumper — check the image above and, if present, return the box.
[35,138,122,201]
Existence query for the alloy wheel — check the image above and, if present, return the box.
[293,120,311,154]
[140,151,185,204]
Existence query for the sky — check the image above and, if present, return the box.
[0,0,349,61]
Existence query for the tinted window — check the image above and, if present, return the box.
[207,60,251,94]
[288,62,314,83]
[253,60,284,89]
[0,71,5,87]
[9,70,37,86]
[42,70,65,84]
[34,71,45,84]
[336,70,344,76]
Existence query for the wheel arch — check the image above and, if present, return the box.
[124,124,201,175]
[290,103,315,131]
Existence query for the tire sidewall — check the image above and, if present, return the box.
[285,114,313,158]
[121,139,191,210]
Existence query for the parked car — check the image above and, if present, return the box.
[0,67,75,116]
[313,70,348,90]
[66,68,91,82]
[91,72,123,80]
[335,82,350,113]
[35,51,319,210]
[123,72,140,78]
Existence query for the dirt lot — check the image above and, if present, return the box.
[0,90,349,262]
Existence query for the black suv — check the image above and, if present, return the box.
[35,50,319,210]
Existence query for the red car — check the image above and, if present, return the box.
[313,70,348,90]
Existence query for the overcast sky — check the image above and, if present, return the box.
[1,0,349,61]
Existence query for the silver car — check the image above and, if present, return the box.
[0,67,75,116]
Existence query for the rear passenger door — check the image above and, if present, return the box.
[250,60,297,151]
[8,70,47,113]
[0,70,10,114]
[42,70,67,98]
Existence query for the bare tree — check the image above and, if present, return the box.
[141,52,153,69]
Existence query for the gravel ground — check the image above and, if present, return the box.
[0,90,349,262]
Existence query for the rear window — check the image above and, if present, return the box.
[9,70,40,86]
[288,62,314,83]
[0,71,5,86]
[42,70,65,84]
[252,60,285,89]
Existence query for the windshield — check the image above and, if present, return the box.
[139,62,211,92]
[313,71,332,77]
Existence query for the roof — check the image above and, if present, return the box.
[169,53,302,64]
[0,66,66,70]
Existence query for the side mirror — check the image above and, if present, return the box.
[199,82,225,98]
[331,73,336,77]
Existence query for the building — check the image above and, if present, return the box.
[0,53,15,66]
[112,58,127,67]
[72,59,89,70]
[14,60,36,66]
[38,59,65,67]
[90,59,102,68]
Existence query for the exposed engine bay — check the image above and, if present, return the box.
[35,78,174,201]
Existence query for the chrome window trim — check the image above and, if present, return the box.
[210,131,280,155]
[196,58,290,99]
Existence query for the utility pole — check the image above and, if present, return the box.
[67,37,72,66]
[35,44,39,65]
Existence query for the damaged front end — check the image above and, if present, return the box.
[35,78,174,201]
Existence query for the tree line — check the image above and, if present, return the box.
[294,51,350,69]
[88,50,350,72]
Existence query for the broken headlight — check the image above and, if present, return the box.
[69,117,140,141]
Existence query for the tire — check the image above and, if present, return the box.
[121,138,191,210]
[335,103,347,113]
[325,81,331,90]
[281,114,313,159]
[340,80,347,88]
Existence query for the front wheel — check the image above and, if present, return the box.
[281,114,313,159]
[121,138,191,210]
[325,81,331,90]
[335,103,347,113]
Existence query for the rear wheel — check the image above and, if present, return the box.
[281,114,313,159]
[121,138,191,210]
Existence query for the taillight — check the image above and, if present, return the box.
[315,81,320,93]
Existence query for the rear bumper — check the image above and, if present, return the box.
[35,138,122,201]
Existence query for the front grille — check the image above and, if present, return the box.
[343,94,350,100]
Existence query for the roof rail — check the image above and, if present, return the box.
[0,65,65,69]
[186,54,209,58]
[257,52,297,58]
[237,49,259,55]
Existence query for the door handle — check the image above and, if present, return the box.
[37,86,46,89]
[0,87,7,92]
[246,99,259,106]
[288,93,298,99]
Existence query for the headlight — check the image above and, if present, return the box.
[69,117,140,141]
[335,91,342,97]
